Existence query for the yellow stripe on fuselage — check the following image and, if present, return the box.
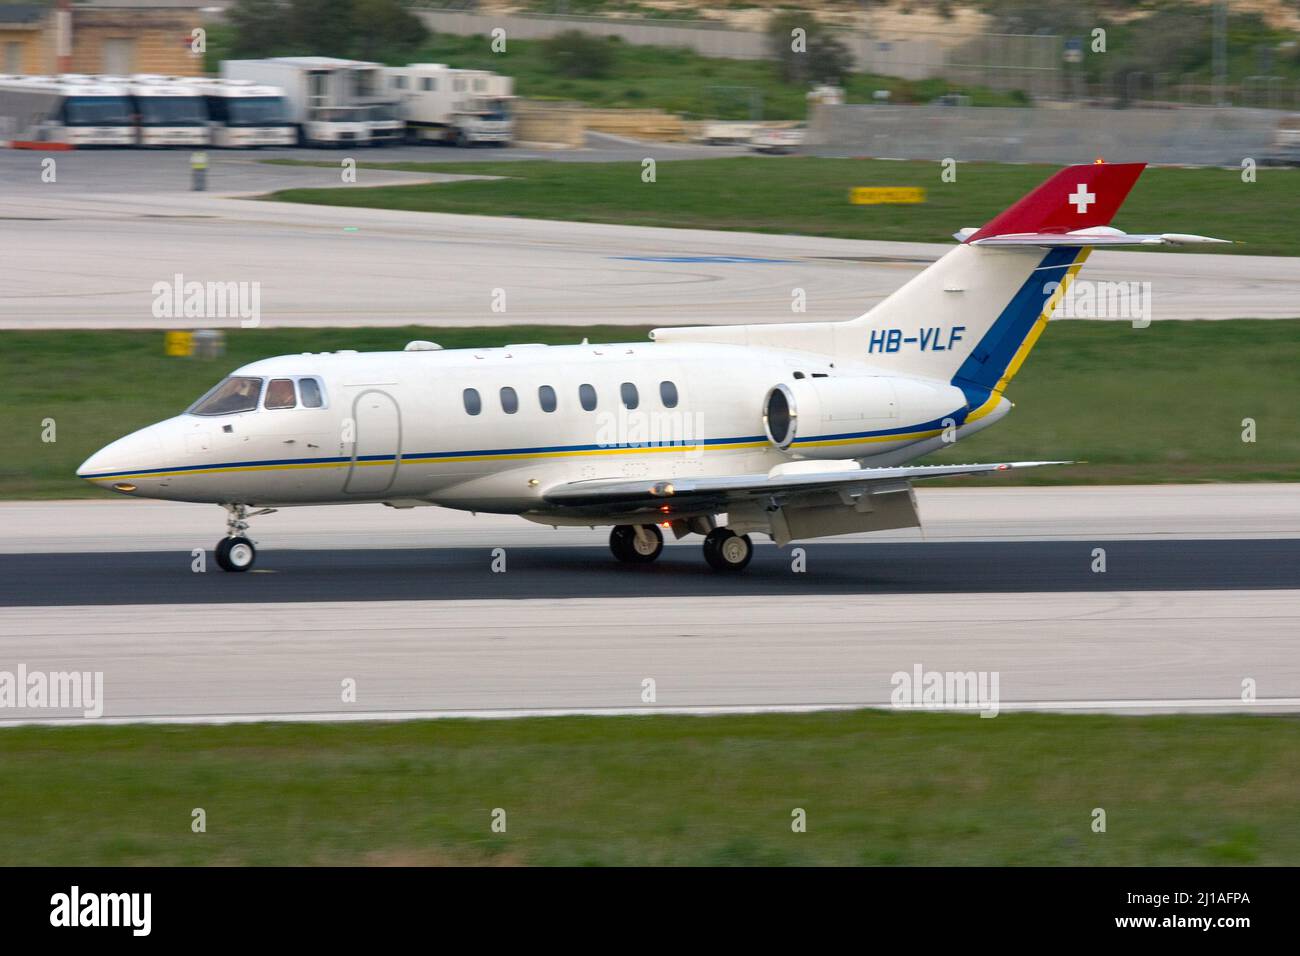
[995,247,1091,395]
[85,439,776,483]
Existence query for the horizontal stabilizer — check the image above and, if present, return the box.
[958,226,1231,247]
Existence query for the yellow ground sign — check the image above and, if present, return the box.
[164,331,193,357]
[850,186,927,205]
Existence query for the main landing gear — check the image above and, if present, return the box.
[609,523,664,563]
[215,504,275,573]
[608,523,754,572]
[702,527,754,572]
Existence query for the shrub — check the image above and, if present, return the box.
[541,30,619,79]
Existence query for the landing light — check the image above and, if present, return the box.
[112,483,137,493]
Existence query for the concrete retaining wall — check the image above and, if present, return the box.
[808,104,1284,166]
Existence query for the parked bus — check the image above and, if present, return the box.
[0,74,134,146]
[128,74,210,147]
[183,78,295,148]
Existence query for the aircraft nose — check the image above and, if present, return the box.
[77,423,167,486]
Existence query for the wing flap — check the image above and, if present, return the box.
[542,460,1069,509]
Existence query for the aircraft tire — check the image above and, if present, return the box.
[215,536,256,573]
[609,524,663,564]
[703,528,753,572]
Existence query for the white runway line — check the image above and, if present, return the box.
[1,590,1296,723]
[4,699,1300,728]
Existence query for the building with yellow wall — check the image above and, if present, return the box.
[0,2,204,77]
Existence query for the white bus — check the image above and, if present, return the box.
[0,74,135,146]
[383,64,513,146]
[183,78,295,148]
[128,74,210,147]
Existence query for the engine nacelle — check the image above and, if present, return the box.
[762,375,967,458]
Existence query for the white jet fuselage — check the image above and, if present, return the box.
[78,340,975,517]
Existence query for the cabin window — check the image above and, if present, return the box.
[579,383,597,411]
[538,384,557,412]
[392,76,407,90]
[463,387,482,415]
[659,381,678,408]
[620,382,639,410]
[188,376,263,416]
[500,386,519,414]
[454,78,466,92]
[422,77,434,92]
[299,377,324,408]
[264,378,296,409]
[792,371,806,380]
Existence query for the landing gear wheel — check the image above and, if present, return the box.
[215,536,256,573]
[703,528,753,572]
[609,524,663,564]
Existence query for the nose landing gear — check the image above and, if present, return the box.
[215,504,275,573]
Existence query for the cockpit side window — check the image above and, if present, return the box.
[265,378,297,409]
[188,376,263,416]
[299,377,324,408]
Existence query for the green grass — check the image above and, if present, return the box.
[4,320,1298,499]
[1,711,1297,865]
[925,318,1300,484]
[264,158,1300,257]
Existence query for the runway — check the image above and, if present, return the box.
[0,486,1296,723]
[2,154,1297,328]
[3,540,1299,606]
[1,591,1296,724]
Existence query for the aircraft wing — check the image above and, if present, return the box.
[542,460,1068,510]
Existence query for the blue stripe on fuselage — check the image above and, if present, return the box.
[951,246,1080,415]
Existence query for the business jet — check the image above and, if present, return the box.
[78,161,1225,572]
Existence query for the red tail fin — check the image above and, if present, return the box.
[966,162,1145,242]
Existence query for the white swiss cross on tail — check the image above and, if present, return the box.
[1068,183,1096,214]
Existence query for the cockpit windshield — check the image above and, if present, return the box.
[188,376,263,416]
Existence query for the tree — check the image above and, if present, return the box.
[226,0,291,59]
[350,0,430,62]
[223,0,429,61]
[766,12,854,86]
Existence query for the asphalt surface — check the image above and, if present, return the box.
[2,590,1297,722]
[4,539,1298,607]
[3,149,1297,327]
[2,489,1296,721]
